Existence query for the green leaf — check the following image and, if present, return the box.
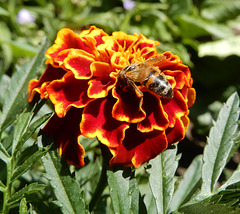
[201,0,240,22]
[1,40,38,58]
[0,6,9,16]
[19,198,28,214]
[170,155,203,212]
[12,112,33,155]
[177,14,233,39]
[0,142,11,164]
[179,198,240,214]
[11,145,51,182]
[199,92,240,197]
[146,145,180,214]
[219,164,240,191]
[0,180,6,193]
[106,167,140,214]
[0,22,12,72]
[198,36,240,58]
[0,38,48,131]
[38,135,88,214]
[7,183,46,208]
[13,113,52,156]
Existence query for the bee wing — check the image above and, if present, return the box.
[144,55,166,66]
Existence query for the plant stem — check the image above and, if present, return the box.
[2,161,13,214]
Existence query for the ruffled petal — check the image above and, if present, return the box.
[27,65,66,102]
[43,108,85,167]
[137,92,169,132]
[64,53,95,79]
[109,124,168,168]
[47,72,93,118]
[112,88,146,123]
[46,28,95,66]
[80,96,129,147]
[80,25,108,46]
[165,116,189,145]
[161,90,188,127]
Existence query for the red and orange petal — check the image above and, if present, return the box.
[137,92,169,132]
[161,90,188,128]
[112,88,146,123]
[63,54,95,79]
[111,31,139,51]
[43,107,85,167]
[165,115,189,146]
[109,125,168,168]
[47,72,93,118]
[134,33,160,51]
[80,95,129,148]
[27,65,66,102]
[80,26,108,47]
[45,28,96,66]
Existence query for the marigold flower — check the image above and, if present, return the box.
[28,26,196,168]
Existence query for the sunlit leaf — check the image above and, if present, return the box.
[201,0,240,22]
[170,155,203,211]
[0,38,48,131]
[107,168,131,214]
[198,36,240,58]
[219,164,240,191]
[38,135,88,214]
[146,145,180,214]
[199,92,240,197]
[177,14,234,39]
[106,167,141,214]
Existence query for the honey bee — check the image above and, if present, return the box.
[118,56,174,99]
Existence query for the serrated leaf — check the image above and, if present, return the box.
[19,198,28,214]
[106,167,139,214]
[200,92,240,197]
[170,155,203,212]
[0,38,48,131]
[179,198,240,214]
[219,164,240,191]
[12,112,33,155]
[146,145,180,214]
[11,145,51,182]
[0,142,11,164]
[7,183,46,207]
[38,135,88,214]
[13,113,52,156]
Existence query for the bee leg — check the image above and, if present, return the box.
[127,80,143,109]
[127,80,143,97]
